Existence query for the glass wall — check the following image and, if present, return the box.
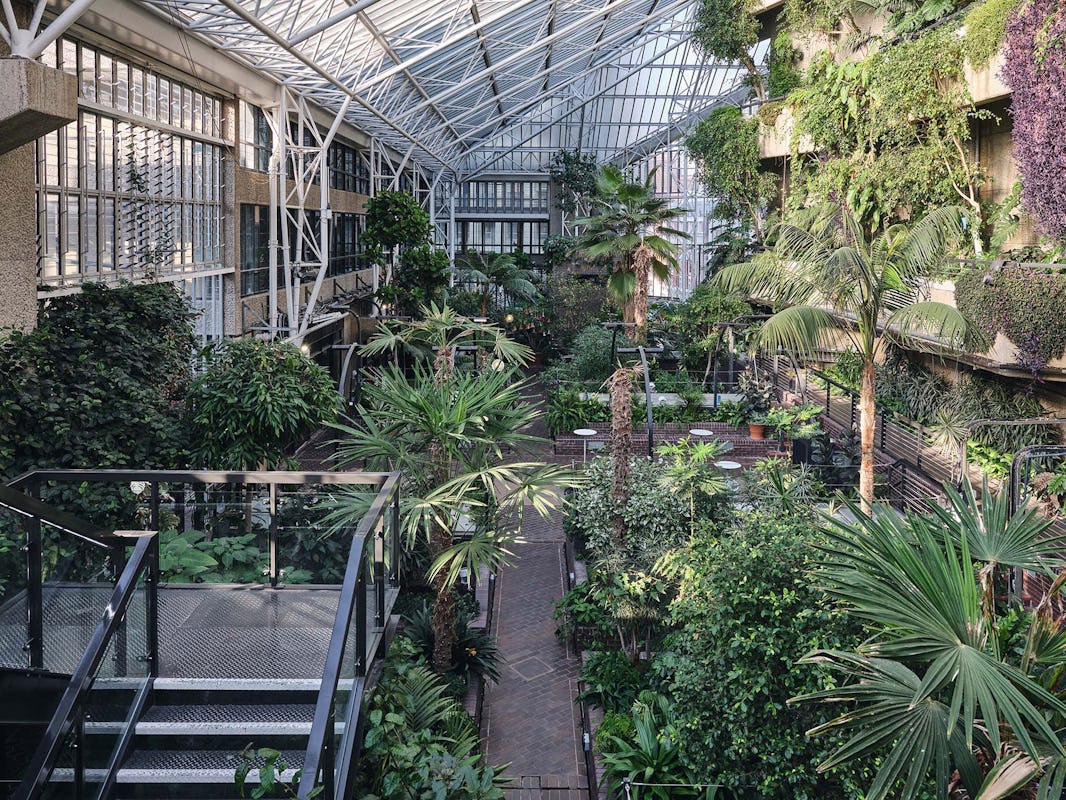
[37,37,225,290]
[460,220,548,254]
[457,180,549,213]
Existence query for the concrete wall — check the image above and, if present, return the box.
[0,143,38,330]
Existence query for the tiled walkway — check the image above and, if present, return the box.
[482,509,589,800]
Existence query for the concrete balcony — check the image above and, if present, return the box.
[0,58,78,156]
[964,46,1010,105]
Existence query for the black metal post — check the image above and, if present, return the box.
[148,483,160,678]
[389,493,400,587]
[374,528,385,627]
[73,716,85,800]
[355,562,367,676]
[269,482,279,587]
[322,707,336,800]
[27,480,43,670]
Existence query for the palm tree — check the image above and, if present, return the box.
[574,166,690,342]
[713,204,969,510]
[332,307,580,672]
[453,251,539,318]
[794,483,1066,800]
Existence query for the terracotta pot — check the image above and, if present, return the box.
[748,423,765,439]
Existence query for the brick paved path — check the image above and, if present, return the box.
[483,508,588,800]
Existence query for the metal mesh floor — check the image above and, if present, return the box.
[158,587,340,679]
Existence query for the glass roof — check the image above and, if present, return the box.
[145,0,752,176]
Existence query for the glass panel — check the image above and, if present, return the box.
[0,508,29,669]
[40,563,149,800]
[39,520,116,675]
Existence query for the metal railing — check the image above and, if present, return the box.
[298,472,400,800]
[4,469,401,800]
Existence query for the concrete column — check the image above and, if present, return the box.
[0,142,38,330]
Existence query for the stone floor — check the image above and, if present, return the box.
[482,510,589,800]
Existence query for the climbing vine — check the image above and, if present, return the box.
[955,265,1066,373]
[1002,0,1066,240]
[789,31,990,248]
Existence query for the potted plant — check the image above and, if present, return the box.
[747,410,768,440]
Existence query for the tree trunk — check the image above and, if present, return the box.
[859,359,877,514]
[427,439,455,673]
[429,518,455,673]
[607,366,634,547]
[740,53,767,101]
[632,245,652,344]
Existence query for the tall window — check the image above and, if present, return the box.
[239,102,272,172]
[37,38,224,288]
[458,180,549,213]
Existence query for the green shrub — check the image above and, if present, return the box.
[401,605,501,688]
[186,338,337,470]
[0,282,196,524]
[545,387,609,436]
[578,650,647,713]
[566,456,689,565]
[594,710,636,755]
[654,511,867,799]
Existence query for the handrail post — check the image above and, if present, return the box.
[389,492,400,587]
[916,423,924,470]
[355,561,367,677]
[148,484,160,678]
[269,482,279,587]
[27,480,43,670]
[374,524,385,627]
[322,707,336,800]
[73,716,85,800]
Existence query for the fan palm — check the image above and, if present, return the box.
[574,165,689,341]
[713,203,969,510]
[792,489,1066,800]
[329,358,580,672]
[453,251,539,318]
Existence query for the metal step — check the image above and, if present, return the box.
[116,748,304,784]
[84,703,321,737]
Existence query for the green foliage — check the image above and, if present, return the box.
[356,639,507,800]
[799,486,1066,800]
[691,0,763,98]
[0,283,195,522]
[768,32,803,98]
[543,234,577,269]
[655,281,754,380]
[553,579,616,645]
[790,35,987,241]
[390,246,450,314]
[685,107,777,242]
[542,273,607,353]
[235,746,314,798]
[964,0,1021,67]
[578,650,648,712]
[545,387,610,437]
[594,711,636,755]
[363,190,432,251]
[401,604,502,688]
[655,511,866,798]
[955,265,1066,373]
[740,457,825,513]
[566,456,689,565]
[541,324,635,389]
[600,692,699,800]
[548,150,600,214]
[186,338,337,470]
[454,251,539,318]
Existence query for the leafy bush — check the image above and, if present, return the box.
[542,273,607,352]
[363,190,432,251]
[767,31,802,97]
[594,710,636,755]
[545,387,609,436]
[553,579,615,645]
[566,456,689,564]
[1003,0,1066,240]
[578,650,647,713]
[356,638,506,800]
[654,512,867,798]
[186,338,337,470]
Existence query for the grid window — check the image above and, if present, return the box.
[35,36,225,288]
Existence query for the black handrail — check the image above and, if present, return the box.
[8,469,394,488]
[0,483,115,547]
[298,472,400,800]
[14,533,157,800]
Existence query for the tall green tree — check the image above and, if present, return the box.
[454,251,539,318]
[332,306,579,671]
[573,166,689,342]
[691,0,765,100]
[186,338,337,470]
[713,204,968,510]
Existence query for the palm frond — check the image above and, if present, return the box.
[884,302,969,352]
[753,305,842,360]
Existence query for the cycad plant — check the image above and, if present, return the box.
[713,204,969,510]
[453,251,539,318]
[574,166,689,342]
[794,482,1066,800]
